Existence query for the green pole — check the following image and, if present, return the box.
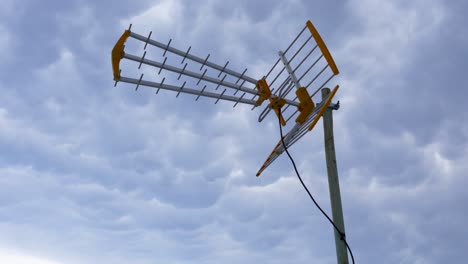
[322,88,349,264]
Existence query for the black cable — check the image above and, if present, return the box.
[277,107,355,264]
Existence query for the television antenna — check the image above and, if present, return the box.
[112,20,353,264]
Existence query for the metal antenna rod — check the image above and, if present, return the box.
[156,78,165,94]
[200,54,210,70]
[271,49,319,99]
[283,25,307,54]
[233,92,246,108]
[269,66,287,87]
[297,55,324,84]
[144,31,152,49]
[265,58,281,79]
[310,73,335,97]
[279,51,302,88]
[302,63,328,87]
[293,45,318,72]
[129,32,258,84]
[236,68,248,84]
[124,53,258,96]
[163,39,172,57]
[120,76,259,105]
[288,35,312,63]
[181,46,191,64]
[195,85,207,101]
[138,51,147,69]
[233,79,246,96]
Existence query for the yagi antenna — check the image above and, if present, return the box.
[111,20,355,264]
[111,20,340,177]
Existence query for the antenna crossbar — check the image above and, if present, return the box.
[279,50,302,89]
[124,53,259,96]
[129,32,258,85]
[119,76,259,105]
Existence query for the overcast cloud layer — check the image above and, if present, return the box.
[1,0,467,263]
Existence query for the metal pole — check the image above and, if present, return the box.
[321,88,349,264]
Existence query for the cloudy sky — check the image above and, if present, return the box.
[1,0,467,263]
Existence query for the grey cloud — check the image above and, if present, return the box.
[1,0,467,263]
